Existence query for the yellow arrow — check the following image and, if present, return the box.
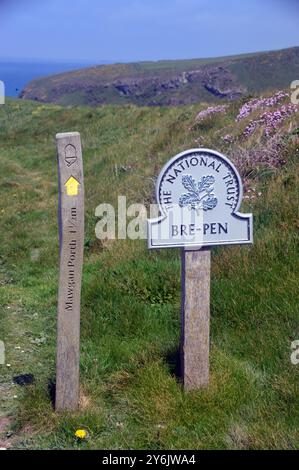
[65,176,80,196]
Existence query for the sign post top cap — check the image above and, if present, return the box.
[56,131,80,139]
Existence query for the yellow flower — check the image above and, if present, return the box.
[75,429,87,439]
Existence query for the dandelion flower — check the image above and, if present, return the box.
[75,429,87,439]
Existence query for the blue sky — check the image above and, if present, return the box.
[0,0,298,63]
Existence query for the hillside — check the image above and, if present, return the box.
[20,47,299,107]
[0,91,298,449]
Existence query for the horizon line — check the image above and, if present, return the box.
[0,44,298,67]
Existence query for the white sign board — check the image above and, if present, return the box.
[148,148,253,249]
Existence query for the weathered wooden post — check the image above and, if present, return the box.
[148,148,253,390]
[55,132,84,411]
[181,248,210,390]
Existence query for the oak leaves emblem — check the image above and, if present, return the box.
[179,174,218,213]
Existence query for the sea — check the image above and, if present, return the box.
[0,60,106,98]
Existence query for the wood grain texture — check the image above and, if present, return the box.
[55,132,84,411]
[181,248,211,390]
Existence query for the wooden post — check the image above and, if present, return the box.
[55,132,84,411]
[181,248,211,390]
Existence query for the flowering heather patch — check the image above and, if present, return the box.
[195,104,228,121]
[231,133,289,178]
[262,104,298,137]
[236,91,288,121]
[243,103,298,138]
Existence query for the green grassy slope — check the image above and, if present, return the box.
[0,93,298,449]
[20,46,299,107]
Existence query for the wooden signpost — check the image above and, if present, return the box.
[181,248,210,390]
[55,132,84,411]
[148,148,253,390]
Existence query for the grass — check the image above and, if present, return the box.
[0,95,298,449]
